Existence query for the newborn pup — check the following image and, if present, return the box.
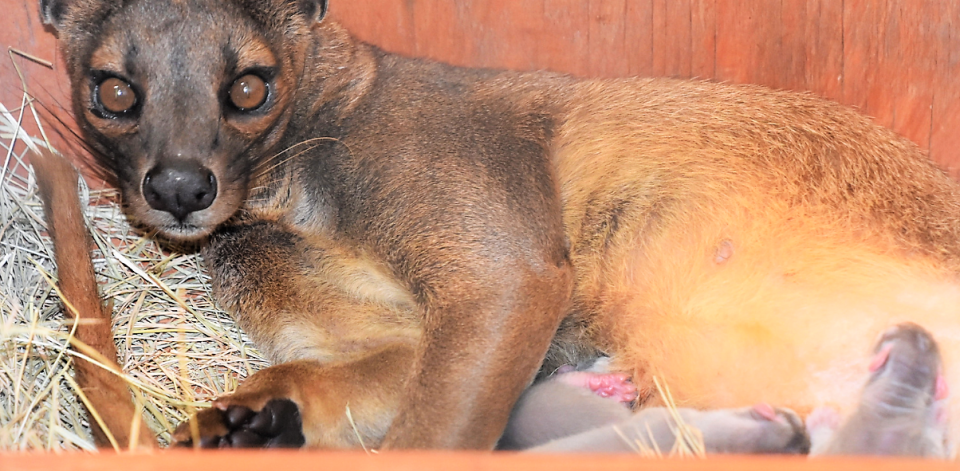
[498,359,636,450]
[808,323,950,458]
[529,403,809,454]
[501,359,809,454]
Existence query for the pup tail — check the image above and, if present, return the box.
[32,149,156,450]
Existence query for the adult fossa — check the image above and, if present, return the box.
[39,0,960,452]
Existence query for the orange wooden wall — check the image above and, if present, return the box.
[3,450,960,471]
[2,0,959,175]
[330,0,960,175]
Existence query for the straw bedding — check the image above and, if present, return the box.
[0,97,268,450]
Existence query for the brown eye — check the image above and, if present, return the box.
[229,74,267,111]
[98,77,137,114]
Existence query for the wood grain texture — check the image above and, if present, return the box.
[332,0,960,170]
[931,0,960,178]
[0,1,77,153]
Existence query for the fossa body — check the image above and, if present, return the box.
[33,160,943,455]
[40,0,960,453]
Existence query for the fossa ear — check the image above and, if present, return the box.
[39,0,71,30]
[296,0,329,23]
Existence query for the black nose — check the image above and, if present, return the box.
[142,161,217,221]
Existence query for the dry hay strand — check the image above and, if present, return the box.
[609,376,706,457]
[0,91,267,450]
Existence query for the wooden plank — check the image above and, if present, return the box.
[330,0,416,57]
[408,0,466,66]
[715,0,781,86]
[690,0,717,80]
[778,0,810,91]
[0,1,56,110]
[588,0,628,78]
[2,451,960,471]
[930,0,960,174]
[0,0,94,175]
[453,2,498,70]
[888,0,935,152]
[471,0,542,71]
[623,0,655,77]
[539,0,591,76]
[799,0,844,102]
[841,0,896,129]
[840,0,936,153]
[652,0,693,77]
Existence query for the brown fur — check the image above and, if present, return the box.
[41,0,960,451]
[546,80,960,415]
[31,148,155,449]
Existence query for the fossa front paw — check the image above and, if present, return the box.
[174,398,305,448]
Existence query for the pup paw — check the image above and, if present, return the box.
[805,406,841,453]
[620,403,809,454]
[743,404,810,454]
[173,398,305,448]
[698,403,809,454]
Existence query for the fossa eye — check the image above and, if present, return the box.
[228,74,268,111]
[97,77,138,114]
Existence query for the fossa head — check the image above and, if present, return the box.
[41,0,329,241]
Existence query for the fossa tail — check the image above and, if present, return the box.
[32,148,156,449]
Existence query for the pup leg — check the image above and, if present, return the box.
[173,344,415,448]
[528,403,808,454]
[811,323,949,458]
[687,404,809,454]
[504,358,806,454]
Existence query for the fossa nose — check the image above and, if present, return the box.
[142,160,217,221]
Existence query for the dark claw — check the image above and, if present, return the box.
[257,399,305,447]
[247,407,274,434]
[225,405,256,428]
[781,412,811,454]
[230,429,267,447]
[267,429,306,448]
